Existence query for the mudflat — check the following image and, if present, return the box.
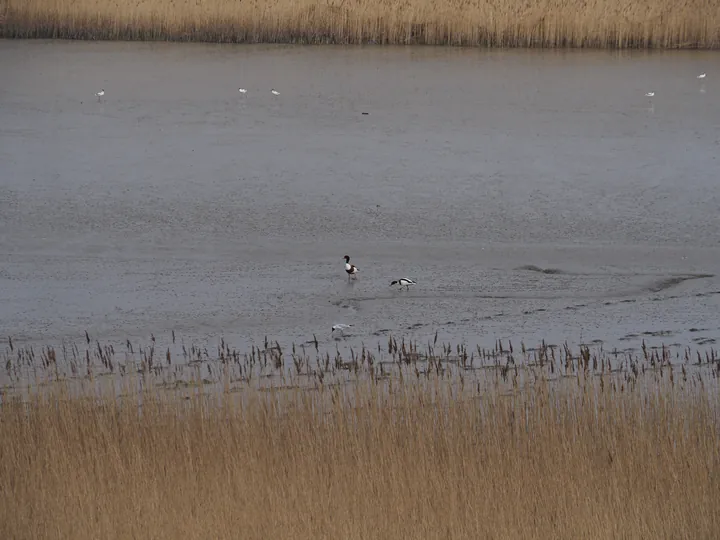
[0,41,718,355]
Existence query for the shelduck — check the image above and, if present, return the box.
[344,255,359,279]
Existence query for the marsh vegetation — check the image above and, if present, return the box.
[1,333,719,538]
[1,0,718,48]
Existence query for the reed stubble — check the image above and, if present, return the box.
[1,374,718,539]
[1,0,719,48]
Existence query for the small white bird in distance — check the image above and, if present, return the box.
[95,89,105,101]
[645,92,655,98]
[271,89,280,96]
[697,73,706,79]
[331,324,353,336]
[238,88,247,93]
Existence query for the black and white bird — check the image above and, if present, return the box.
[343,255,359,279]
[390,278,416,290]
[331,324,353,336]
[95,89,105,101]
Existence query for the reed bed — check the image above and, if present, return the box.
[4,331,720,396]
[1,333,719,538]
[1,0,719,48]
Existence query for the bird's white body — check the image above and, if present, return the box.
[271,89,280,96]
[238,88,247,93]
[391,278,416,290]
[645,92,655,98]
[697,73,706,79]
[332,324,353,336]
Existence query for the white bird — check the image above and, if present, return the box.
[95,89,105,101]
[238,88,247,93]
[271,89,280,96]
[343,255,359,280]
[645,92,655,98]
[390,278,416,291]
[697,73,706,79]
[331,324,353,336]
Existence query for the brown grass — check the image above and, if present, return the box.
[1,334,719,539]
[1,0,719,48]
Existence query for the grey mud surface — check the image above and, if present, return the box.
[1,41,719,358]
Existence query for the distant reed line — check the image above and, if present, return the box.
[1,0,719,48]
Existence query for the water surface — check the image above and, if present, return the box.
[1,41,719,358]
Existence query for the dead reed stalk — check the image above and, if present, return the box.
[1,0,719,48]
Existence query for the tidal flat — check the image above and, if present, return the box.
[1,42,719,359]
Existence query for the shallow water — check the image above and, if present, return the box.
[1,41,719,359]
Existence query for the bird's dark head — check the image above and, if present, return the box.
[343,255,350,262]
[390,280,398,286]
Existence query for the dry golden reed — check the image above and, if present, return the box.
[1,0,719,48]
[1,372,719,539]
